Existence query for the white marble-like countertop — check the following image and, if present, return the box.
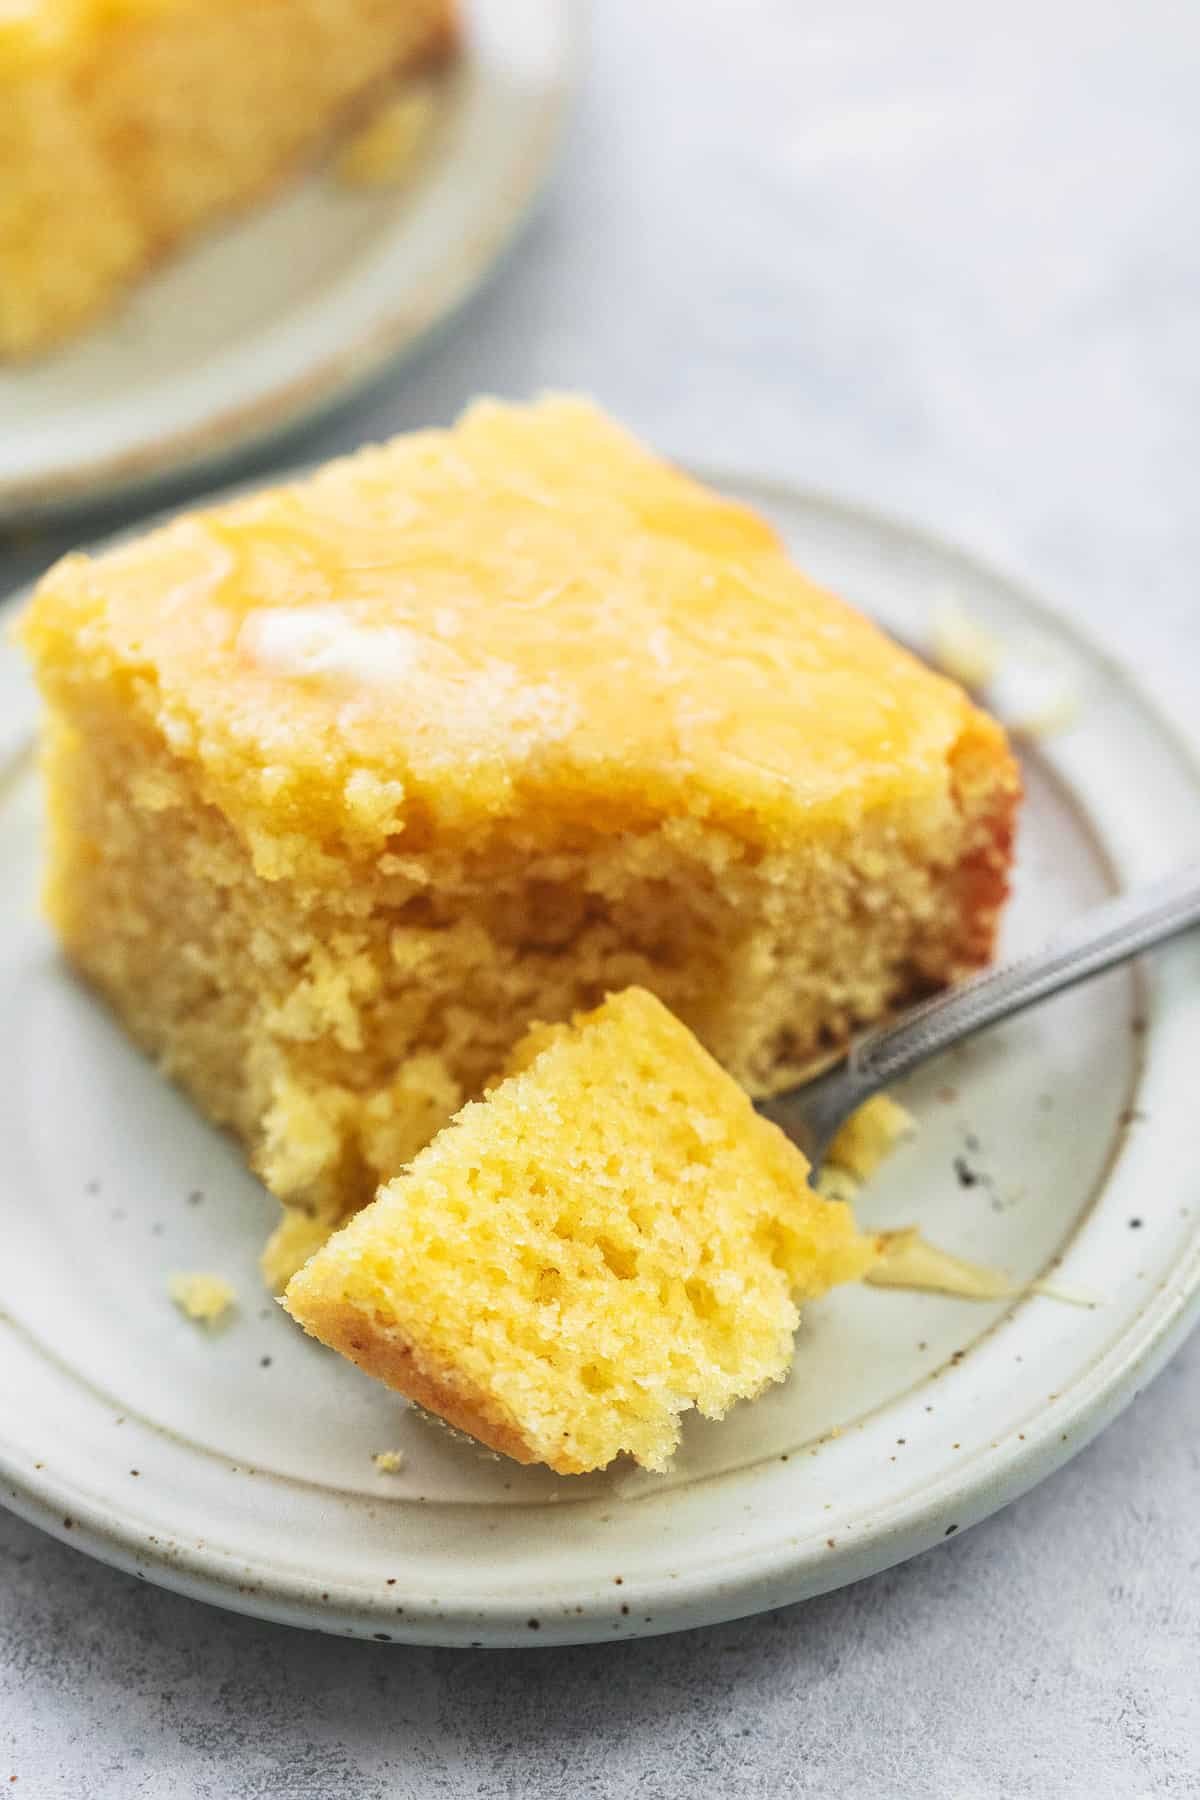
[3,2,1198,1792]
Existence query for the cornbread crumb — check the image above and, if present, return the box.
[336,81,439,189]
[826,1094,917,1183]
[991,663,1081,741]
[284,989,877,1475]
[260,1205,345,1294]
[168,1271,237,1326]
[372,1449,407,1474]
[929,598,1002,690]
[929,598,1081,741]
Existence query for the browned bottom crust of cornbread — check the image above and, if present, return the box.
[303,1317,546,1468]
[0,0,455,358]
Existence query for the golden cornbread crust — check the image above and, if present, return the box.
[0,0,456,357]
[284,990,876,1474]
[20,398,1019,1276]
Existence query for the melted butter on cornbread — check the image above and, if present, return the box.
[238,602,580,761]
[38,397,1010,859]
[168,1270,237,1325]
[239,606,424,686]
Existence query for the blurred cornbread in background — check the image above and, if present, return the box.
[0,0,455,357]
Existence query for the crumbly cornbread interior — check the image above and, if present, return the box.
[0,0,454,356]
[284,989,877,1474]
[19,397,1019,1282]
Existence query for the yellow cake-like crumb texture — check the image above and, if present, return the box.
[816,1094,915,1208]
[284,988,877,1475]
[21,396,1019,1246]
[168,1270,236,1325]
[258,1048,465,1289]
[0,0,455,355]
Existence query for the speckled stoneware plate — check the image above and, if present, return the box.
[2,477,1199,1646]
[0,0,576,526]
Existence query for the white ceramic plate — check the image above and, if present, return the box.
[2,478,1199,1646]
[0,0,576,526]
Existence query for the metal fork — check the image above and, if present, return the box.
[758,865,1200,1171]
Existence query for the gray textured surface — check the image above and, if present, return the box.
[3,0,1200,1792]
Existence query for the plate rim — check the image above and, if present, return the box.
[2,475,1199,1645]
[0,0,582,526]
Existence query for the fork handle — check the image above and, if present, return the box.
[770,862,1200,1162]
[849,863,1200,1095]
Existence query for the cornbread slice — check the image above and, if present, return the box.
[284,989,877,1474]
[0,0,454,358]
[19,396,1019,1273]
[167,1270,236,1326]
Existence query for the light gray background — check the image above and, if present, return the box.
[3,1,1199,1793]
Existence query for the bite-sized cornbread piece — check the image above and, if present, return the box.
[0,0,454,357]
[284,990,877,1474]
[20,396,1019,1253]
